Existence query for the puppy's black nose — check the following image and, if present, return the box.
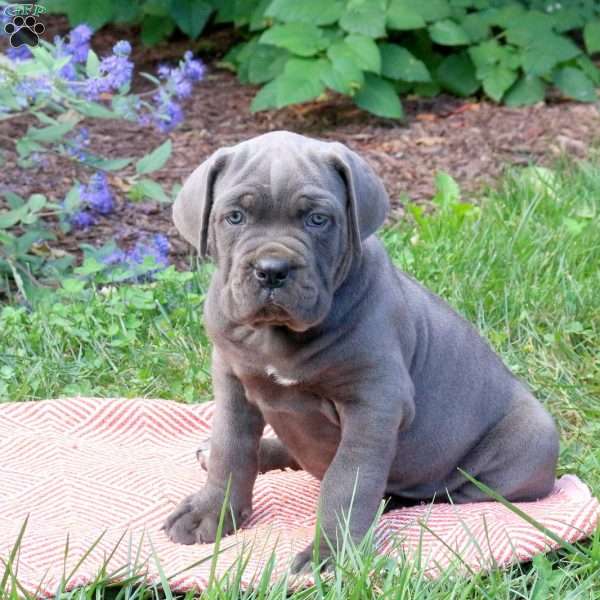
[254,257,290,289]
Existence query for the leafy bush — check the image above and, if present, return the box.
[44,0,217,45]
[0,26,205,299]
[52,0,600,115]
[225,0,600,116]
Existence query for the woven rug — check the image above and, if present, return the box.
[0,397,597,596]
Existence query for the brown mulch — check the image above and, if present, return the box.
[1,20,599,266]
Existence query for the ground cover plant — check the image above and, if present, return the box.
[45,0,600,116]
[0,158,598,597]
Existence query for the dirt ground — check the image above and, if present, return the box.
[1,19,599,264]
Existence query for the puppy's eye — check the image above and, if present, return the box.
[305,213,329,228]
[225,210,246,225]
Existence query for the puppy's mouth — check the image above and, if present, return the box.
[251,292,293,325]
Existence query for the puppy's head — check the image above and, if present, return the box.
[173,131,389,332]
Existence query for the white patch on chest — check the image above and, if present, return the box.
[266,364,299,387]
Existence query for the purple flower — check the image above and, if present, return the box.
[101,234,170,277]
[15,77,52,104]
[99,42,133,87]
[82,76,109,100]
[82,40,133,99]
[157,52,205,100]
[7,45,31,61]
[128,235,170,268]
[154,234,169,257]
[28,152,49,168]
[112,40,131,57]
[103,248,127,265]
[171,69,193,99]
[66,24,93,63]
[52,36,78,81]
[151,91,183,133]
[66,127,90,161]
[71,210,96,229]
[157,64,171,79]
[80,172,114,215]
[182,51,205,82]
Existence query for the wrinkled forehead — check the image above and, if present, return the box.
[213,136,346,203]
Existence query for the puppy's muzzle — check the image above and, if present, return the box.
[253,256,290,289]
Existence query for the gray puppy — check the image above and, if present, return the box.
[163,131,559,572]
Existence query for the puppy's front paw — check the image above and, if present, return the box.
[291,542,333,574]
[163,487,250,545]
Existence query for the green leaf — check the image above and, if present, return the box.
[266,0,343,25]
[482,65,518,102]
[32,112,58,126]
[259,23,328,57]
[63,184,82,212]
[65,0,112,29]
[432,171,460,208]
[504,12,555,46]
[26,121,77,143]
[413,81,441,97]
[85,50,100,78]
[405,0,450,22]
[171,0,213,38]
[429,19,470,46]
[321,57,364,95]
[227,38,256,83]
[0,207,26,229]
[380,44,430,82]
[249,0,273,31]
[339,0,387,38]
[521,34,580,76]
[504,75,546,107]
[553,67,597,103]
[583,21,600,54]
[460,12,489,42]
[436,53,479,96]
[387,0,426,31]
[250,80,279,112]
[3,192,24,209]
[141,15,175,45]
[275,58,327,107]
[74,257,105,275]
[247,44,289,84]
[576,55,600,86]
[73,101,116,119]
[468,39,515,72]
[134,179,171,203]
[61,278,87,294]
[15,138,43,159]
[141,1,171,16]
[354,73,403,118]
[87,157,133,171]
[328,35,381,74]
[136,140,172,175]
[26,194,47,213]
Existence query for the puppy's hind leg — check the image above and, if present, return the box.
[450,397,559,504]
[197,437,300,473]
[258,437,301,472]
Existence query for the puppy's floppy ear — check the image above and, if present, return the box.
[172,148,230,258]
[327,142,389,258]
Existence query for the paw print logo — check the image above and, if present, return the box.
[4,15,45,48]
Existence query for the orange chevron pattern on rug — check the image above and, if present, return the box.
[0,397,598,596]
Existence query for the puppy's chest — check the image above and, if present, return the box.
[230,358,338,422]
[234,358,305,391]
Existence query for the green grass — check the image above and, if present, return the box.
[0,158,599,598]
